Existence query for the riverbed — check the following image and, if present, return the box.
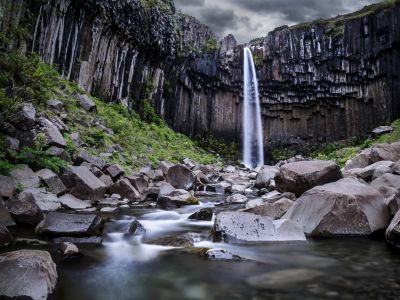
[3,195,400,300]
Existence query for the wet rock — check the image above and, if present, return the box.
[371,142,400,163]
[60,166,107,202]
[246,269,324,290]
[225,194,248,204]
[262,191,281,201]
[231,185,246,194]
[37,117,67,148]
[283,178,390,236]
[10,164,41,188]
[213,211,306,243]
[53,236,102,244]
[126,220,146,235]
[59,194,92,210]
[8,103,36,131]
[205,249,242,260]
[206,182,232,194]
[13,238,47,245]
[0,197,16,227]
[100,207,119,213]
[245,198,264,209]
[75,93,96,112]
[275,160,343,197]
[108,179,140,202]
[5,193,44,225]
[370,173,400,198]
[47,146,73,164]
[157,190,199,210]
[105,164,125,178]
[193,170,209,185]
[255,169,272,189]
[36,212,105,237]
[0,175,17,198]
[166,165,196,191]
[23,188,62,212]
[0,250,58,300]
[60,242,84,259]
[35,169,67,196]
[0,225,13,247]
[208,174,222,183]
[145,235,194,247]
[74,149,106,170]
[244,198,295,220]
[188,208,213,220]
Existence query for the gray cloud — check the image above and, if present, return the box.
[174,0,378,44]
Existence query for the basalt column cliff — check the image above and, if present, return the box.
[24,0,400,160]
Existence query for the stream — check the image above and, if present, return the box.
[3,195,400,300]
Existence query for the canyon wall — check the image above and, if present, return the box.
[25,0,400,161]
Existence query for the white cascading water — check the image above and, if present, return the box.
[243,47,264,168]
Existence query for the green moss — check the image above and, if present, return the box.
[188,197,199,205]
[184,247,211,256]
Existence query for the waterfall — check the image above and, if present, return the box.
[243,48,264,169]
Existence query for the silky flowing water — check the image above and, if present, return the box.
[3,196,400,300]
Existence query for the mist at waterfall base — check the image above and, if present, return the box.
[243,48,264,169]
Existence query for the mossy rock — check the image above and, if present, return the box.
[144,235,194,247]
[183,247,211,256]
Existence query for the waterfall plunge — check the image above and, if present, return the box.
[243,48,264,169]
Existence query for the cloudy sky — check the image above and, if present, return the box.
[174,0,379,44]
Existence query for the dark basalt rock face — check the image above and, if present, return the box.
[25,0,400,162]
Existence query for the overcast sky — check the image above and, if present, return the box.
[174,0,379,44]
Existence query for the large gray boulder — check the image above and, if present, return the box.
[254,169,271,189]
[245,198,295,220]
[108,179,140,202]
[371,142,400,163]
[386,209,400,245]
[36,212,105,237]
[275,160,343,197]
[166,165,196,191]
[282,178,389,236]
[5,193,44,225]
[0,197,16,227]
[225,194,248,204]
[349,161,394,182]
[0,175,17,198]
[74,149,106,170]
[158,182,176,196]
[37,117,67,148]
[8,103,36,131]
[213,211,306,243]
[10,164,41,188]
[75,93,96,112]
[0,225,13,247]
[157,190,199,210]
[343,149,372,171]
[59,166,107,202]
[370,173,400,198]
[23,188,62,212]
[35,169,66,196]
[157,161,174,176]
[59,194,92,210]
[47,100,63,113]
[0,250,58,300]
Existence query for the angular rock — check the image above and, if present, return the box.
[59,194,92,210]
[3,135,19,154]
[275,160,343,197]
[99,175,113,187]
[282,178,389,236]
[386,209,400,246]
[205,249,242,260]
[60,242,83,259]
[343,149,372,171]
[108,179,140,202]
[371,142,400,163]
[353,161,394,181]
[385,194,399,217]
[193,170,209,184]
[0,250,57,300]
[74,149,106,170]
[144,235,194,247]
[255,169,272,189]
[391,159,400,175]
[370,173,400,198]
[157,161,174,176]
[0,122,19,138]
[10,164,41,188]
[5,193,44,225]
[8,103,36,131]
[213,211,306,243]
[23,187,62,212]
[47,146,73,164]
[0,197,16,227]
[37,117,67,148]
[105,164,125,178]
[245,198,295,220]
[75,93,96,112]
[166,165,196,191]
[225,194,248,204]
[159,182,176,196]
[0,225,13,247]
[36,212,105,237]
[231,185,246,194]
[47,100,64,113]
[245,198,264,209]
[188,208,213,221]
[372,126,393,138]
[126,220,146,235]
[100,207,119,213]
[157,190,199,210]
[372,164,393,180]
[69,132,83,147]
[35,169,67,196]
[59,166,107,202]
[206,182,232,194]
[0,175,17,198]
